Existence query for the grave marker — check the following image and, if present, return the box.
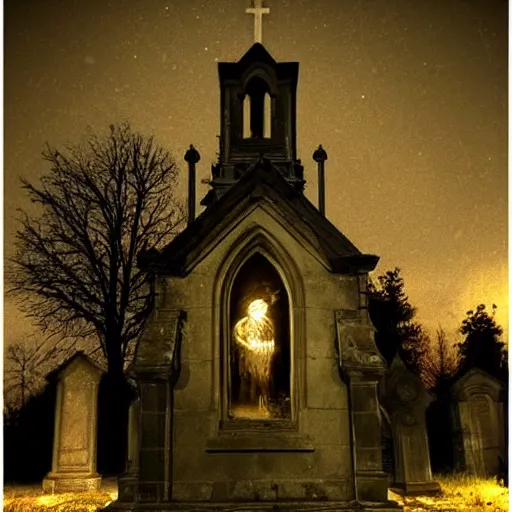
[43,352,103,493]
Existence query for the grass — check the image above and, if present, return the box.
[2,474,509,511]
[3,478,118,512]
[390,473,509,511]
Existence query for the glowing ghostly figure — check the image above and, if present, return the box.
[233,297,276,410]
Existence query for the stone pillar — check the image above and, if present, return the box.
[380,356,440,495]
[117,396,141,503]
[185,145,201,226]
[312,144,327,216]
[136,377,173,503]
[106,307,184,510]
[335,309,393,506]
[43,353,103,494]
[346,370,390,502]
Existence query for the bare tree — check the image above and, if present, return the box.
[3,335,75,411]
[7,123,185,379]
[420,327,460,393]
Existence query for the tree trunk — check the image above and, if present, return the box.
[97,338,135,475]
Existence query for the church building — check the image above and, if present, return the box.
[108,2,400,511]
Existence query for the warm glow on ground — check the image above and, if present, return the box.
[389,474,509,511]
[2,475,509,511]
[3,479,118,512]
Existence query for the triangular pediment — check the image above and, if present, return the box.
[46,351,104,383]
[139,159,378,277]
[218,43,298,82]
[238,43,276,68]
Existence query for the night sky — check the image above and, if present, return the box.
[4,0,508,346]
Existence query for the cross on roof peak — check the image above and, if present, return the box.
[246,0,270,44]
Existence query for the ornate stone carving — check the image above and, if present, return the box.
[335,309,383,369]
[132,309,185,374]
[396,381,419,403]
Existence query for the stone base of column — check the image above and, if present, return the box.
[117,473,140,502]
[42,472,102,493]
[105,500,402,512]
[354,471,391,503]
[390,480,441,496]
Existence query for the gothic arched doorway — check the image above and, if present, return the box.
[228,253,291,420]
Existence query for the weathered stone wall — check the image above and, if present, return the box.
[158,206,357,501]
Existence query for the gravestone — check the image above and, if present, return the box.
[379,356,440,495]
[380,406,396,484]
[451,368,505,477]
[43,352,103,493]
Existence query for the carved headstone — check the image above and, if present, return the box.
[451,368,504,476]
[43,352,103,493]
[380,356,440,495]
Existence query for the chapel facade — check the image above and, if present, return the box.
[107,11,400,512]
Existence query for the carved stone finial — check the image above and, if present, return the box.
[313,144,328,162]
[184,144,201,164]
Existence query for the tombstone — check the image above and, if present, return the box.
[451,368,505,477]
[42,352,103,493]
[106,31,401,512]
[379,356,440,495]
[380,406,396,484]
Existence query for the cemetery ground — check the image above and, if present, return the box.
[2,474,509,512]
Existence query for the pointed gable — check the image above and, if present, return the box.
[139,158,378,277]
[217,43,298,82]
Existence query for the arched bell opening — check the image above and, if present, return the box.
[242,76,272,139]
[228,253,290,420]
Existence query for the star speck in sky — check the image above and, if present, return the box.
[4,0,508,345]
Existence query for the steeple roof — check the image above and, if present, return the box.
[217,43,298,80]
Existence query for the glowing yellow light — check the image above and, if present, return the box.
[248,299,268,322]
[234,299,275,355]
[37,495,62,506]
[233,297,276,411]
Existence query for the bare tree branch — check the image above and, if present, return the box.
[6,122,185,376]
[420,326,460,392]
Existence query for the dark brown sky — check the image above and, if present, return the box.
[4,0,508,345]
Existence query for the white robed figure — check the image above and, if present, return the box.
[233,293,278,411]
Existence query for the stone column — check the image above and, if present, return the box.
[117,396,141,502]
[185,145,201,226]
[335,309,392,505]
[107,307,184,509]
[346,369,390,502]
[312,144,327,216]
[136,376,173,503]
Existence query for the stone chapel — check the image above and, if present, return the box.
[107,10,400,512]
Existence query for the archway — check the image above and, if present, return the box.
[228,253,290,420]
[243,76,271,139]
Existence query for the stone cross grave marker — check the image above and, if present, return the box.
[43,352,104,493]
[380,356,440,495]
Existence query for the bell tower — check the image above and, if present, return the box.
[201,1,304,207]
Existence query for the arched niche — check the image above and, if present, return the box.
[213,228,305,428]
[229,253,290,419]
[242,76,272,139]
